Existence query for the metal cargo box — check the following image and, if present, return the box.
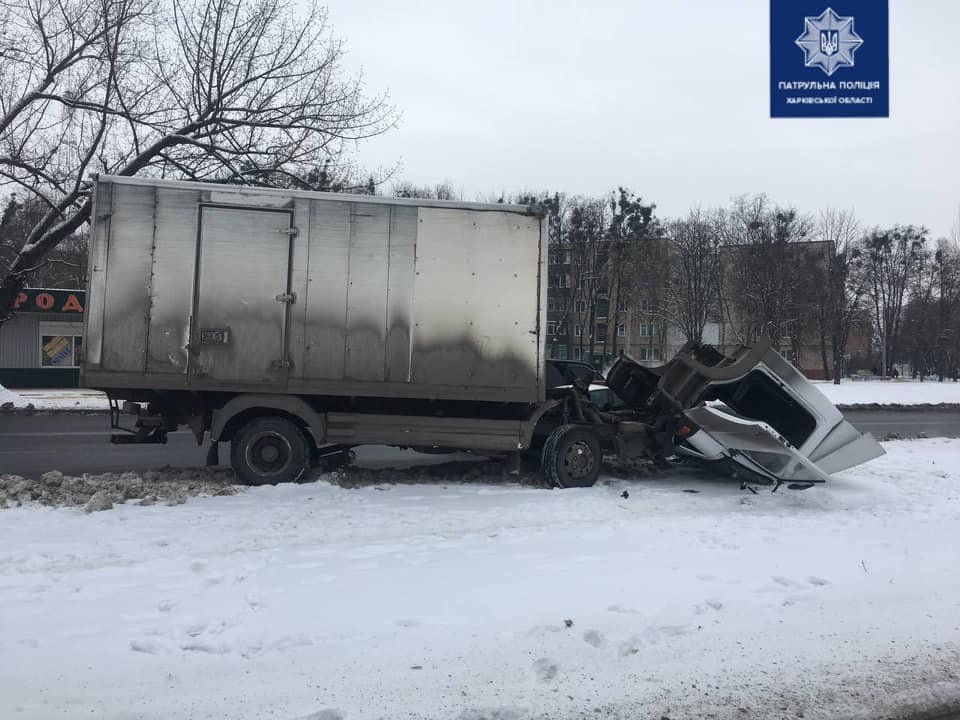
[82,176,547,403]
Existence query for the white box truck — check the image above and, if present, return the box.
[82,175,883,489]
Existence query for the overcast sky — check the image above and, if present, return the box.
[327,0,959,238]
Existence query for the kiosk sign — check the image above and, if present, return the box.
[10,288,85,314]
[771,1,888,118]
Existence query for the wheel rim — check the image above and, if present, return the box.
[563,440,595,480]
[245,431,292,476]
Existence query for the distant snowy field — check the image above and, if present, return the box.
[814,379,960,406]
[2,440,959,719]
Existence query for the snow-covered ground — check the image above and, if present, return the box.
[814,378,960,406]
[0,382,27,407]
[2,440,959,719]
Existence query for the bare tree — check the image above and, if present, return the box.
[565,197,609,364]
[657,206,720,343]
[933,237,960,380]
[392,180,461,200]
[606,188,656,358]
[901,246,938,379]
[0,0,395,319]
[0,194,87,287]
[717,194,814,354]
[860,225,927,376]
[814,208,868,383]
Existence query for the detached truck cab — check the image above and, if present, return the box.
[82,176,883,489]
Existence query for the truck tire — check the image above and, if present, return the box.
[230,416,309,486]
[542,424,602,488]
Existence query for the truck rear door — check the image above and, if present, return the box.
[191,205,295,385]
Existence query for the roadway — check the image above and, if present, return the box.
[0,409,958,478]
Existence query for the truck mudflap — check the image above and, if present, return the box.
[606,338,885,485]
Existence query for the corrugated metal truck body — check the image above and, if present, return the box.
[81,176,881,490]
[82,176,547,404]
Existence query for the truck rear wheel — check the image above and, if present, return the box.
[542,424,602,488]
[230,416,309,486]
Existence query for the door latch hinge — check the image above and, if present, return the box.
[277,226,299,237]
[275,292,297,304]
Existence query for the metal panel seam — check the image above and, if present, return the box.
[186,205,205,383]
[382,205,393,382]
[408,209,420,383]
[143,186,159,374]
[298,200,312,377]
[342,204,355,378]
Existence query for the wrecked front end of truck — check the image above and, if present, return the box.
[602,339,885,489]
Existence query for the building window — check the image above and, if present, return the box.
[639,322,658,337]
[574,324,583,337]
[41,334,82,367]
[639,347,660,362]
[556,345,568,360]
[547,321,557,335]
[573,347,583,360]
[617,298,628,312]
[547,297,557,312]
[575,300,586,314]
[556,323,567,336]
[596,299,609,320]
[596,323,608,342]
[617,323,626,337]
[558,274,569,288]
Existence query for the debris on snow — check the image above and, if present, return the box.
[532,657,559,682]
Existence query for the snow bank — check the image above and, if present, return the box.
[0,468,238,511]
[816,378,960,406]
[0,381,27,408]
[1,440,959,719]
[2,387,110,411]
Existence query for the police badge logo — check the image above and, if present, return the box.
[795,7,863,76]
